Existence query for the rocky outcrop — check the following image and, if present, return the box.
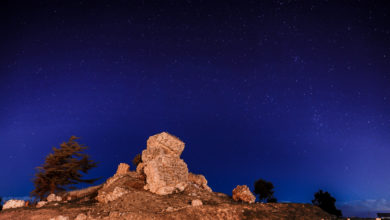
[188,173,212,192]
[97,163,144,203]
[137,132,189,195]
[2,199,25,210]
[232,185,256,204]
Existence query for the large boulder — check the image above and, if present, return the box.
[137,132,189,195]
[232,185,256,204]
[2,199,25,210]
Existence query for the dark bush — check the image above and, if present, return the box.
[132,153,142,168]
[254,178,276,203]
[312,189,342,217]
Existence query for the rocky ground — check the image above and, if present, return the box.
[0,132,337,219]
[0,171,334,220]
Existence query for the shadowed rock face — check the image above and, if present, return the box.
[138,132,189,195]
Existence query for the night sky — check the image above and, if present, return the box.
[1,0,390,217]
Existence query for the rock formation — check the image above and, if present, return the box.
[97,162,144,203]
[188,172,212,192]
[232,185,256,204]
[137,132,189,195]
[2,199,25,210]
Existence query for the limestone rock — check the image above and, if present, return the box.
[2,199,25,210]
[232,185,256,204]
[141,132,189,195]
[116,163,130,175]
[47,193,62,202]
[188,173,212,192]
[36,201,47,208]
[75,213,87,220]
[191,199,203,207]
[97,187,129,203]
[49,215,69,220]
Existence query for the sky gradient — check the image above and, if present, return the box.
[1,0,390,217]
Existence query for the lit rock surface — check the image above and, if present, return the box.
[36,201,47,208]
[232,185,256,204]
[188,173,212,192]
[191,199,203,207]
[115,163,130,175]
[47,194,62,202]
[140,132,189,195]
[2,199,25,210]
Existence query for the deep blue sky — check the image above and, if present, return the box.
[1,0,389,217]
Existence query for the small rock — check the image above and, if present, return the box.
[191,199,203,207]
[232,185,256,204]
[49,216,69,220]
[36,201,47,208]
[188,173,212,192]
[97,187,129,203]
[2,199,25,209]
[47,193,62,202]
[75,213,87,220]
[115,163,130,175]
[166,207,174,212]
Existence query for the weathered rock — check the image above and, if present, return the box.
[232,185,256,204]
[188,173,212,192]
[140,132,189,195]
[116,163,130,175]
[47,193,62,202]
[49,215,69,220]
[74,213,87,220]
[36,201,48,208]
[97,186,129,203]
[2,199,25,210]
[191,199,203,207]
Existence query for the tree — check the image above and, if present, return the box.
[0,196,2,211]
[31,136,98,200]
[132,153,142,168]
[254,179,276,203]
[312,189,342,217]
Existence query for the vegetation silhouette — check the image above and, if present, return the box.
[132,153,142,168]
[254,179,276,203]
[31,136,98,200]
[312,189,342,217]
[0,196,2,211]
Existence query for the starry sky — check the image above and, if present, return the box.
[1,0,389,217]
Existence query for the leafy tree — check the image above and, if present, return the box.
[312,189,342,217]
[31,136,98,200]
[254,179,276,203]
[0,196,2,211]
[132,153,142,168]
